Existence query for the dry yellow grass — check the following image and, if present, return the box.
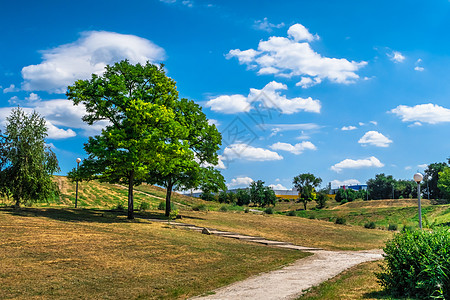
[0,208,308,299]
[181,211,392,250]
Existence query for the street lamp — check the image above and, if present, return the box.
[413,172,423,229]
[75,158,81,208]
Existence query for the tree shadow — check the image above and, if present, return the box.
[0,207,170,224]
[363,290,416,299]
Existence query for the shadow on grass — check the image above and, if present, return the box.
[0,207,170,224]
[363,290,416,299]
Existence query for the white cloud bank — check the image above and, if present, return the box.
[222,143,283,161]
[270,141,316,155]
[390,103,450,125]
[21,31,165,93]
[226,23,367,86]
[206,81,321,114]
[358,131,393,147]
[269,183,288,190]
[331,156,384,173]
[227,176,254,188]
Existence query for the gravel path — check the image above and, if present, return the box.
[192,249,383,300]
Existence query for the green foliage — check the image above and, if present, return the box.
[293,173,322,210]
[425,162,448,200]
[115,203,125,211]
[138,202,150,211]
[367,173,396,200]
[200,190,215,202]
[218,191,228,203]
[335,217,346,225]
[0,107,60,207]
[236,189,251,206]
[264,207,273,214]
[287,210,296,216]
[335,188,357,203]
[377,228,450,299]
[244,208,249,213]
[192,204,208,211]
[249,180,277,207]
[364,221,376,229]
[158,201,176,211]
[315,192,328,209]
[168,209,179,221]
[388,224,398,231]
[219,205,228,212]
[438,167,450,200]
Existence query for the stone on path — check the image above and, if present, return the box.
[202,227,211,235]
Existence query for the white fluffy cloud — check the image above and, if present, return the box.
[222,143,283,161]
[3,84,19,93]
[226,23,367,86]
[358,131,393,147]
[414,66,424,72]
[331,156,384,172]
[331,179,360,189]
[390,103,450,125]
[206,81,321,114]
[227,176,254,188]
[388,51,406,63]
[269,183,288,190]
[341,125,357,131]
[21,31,165,93]
[270,141,316,155]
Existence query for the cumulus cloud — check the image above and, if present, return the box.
[341,125,357,131]
[21,31,165,93]
[226,23,367,86]
[269,183,288,190]
[390,103,450,125]
[331,156,384,172]
[3,84,18,93]
[358,131,393,147]
[206,81,321,114]
[201,155,226,170]
[227,176,254,188]
[253,17,285,32]
[388,51,406,63]
[331,179,360,189]
[270,141,316,155]
[222,143,283,161]
[414,66,424,72]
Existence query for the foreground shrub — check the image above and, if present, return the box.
[192,204,208,211]
[139,202,150,211]
[364,221,376,229]
[219,205,228,212]
[286,210,296,216]
[388,224,398,231]
[335,217,346,225]
[377,228,450,299]
[264,207,273,214]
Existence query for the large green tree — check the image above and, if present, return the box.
[67,61,184,219]
[293,173,322,210]
[438,167,450,200]
[0,107,59,207]
[367,173,396,200]
[424,162,448,199]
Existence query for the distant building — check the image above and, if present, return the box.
[330,184,367,194]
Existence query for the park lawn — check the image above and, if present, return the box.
[180,211,393,251]
[0,208,309,299]
[298,260,414,300]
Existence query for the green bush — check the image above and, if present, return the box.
[377,228,450,299]
[192,204,208,211]
[340,199,348,205]
[139,202,150,211]
[335,217,346,225]
[244,208,249,213]
[309,215,316,219]
[388,224,398,231]
[219,205,228,212]
[364,221,376,229]
[264,207,273,214]
[286,210,296,216]
[158,201,177,211]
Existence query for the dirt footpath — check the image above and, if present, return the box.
[192,249,383,300]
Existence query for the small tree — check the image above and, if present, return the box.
[236,189,250,206]
[263,187,277,207]
[315,191,328,209]
[249,180,265,206]
[0,107,59,207]
[218,190,228,203]
[438,167,450,200]
[293,173,322,210]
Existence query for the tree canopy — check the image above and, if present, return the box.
[0,107,59,207]
[293,173,322,210]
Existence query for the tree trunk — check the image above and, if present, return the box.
[127,171,134,220]
[303,200,307,211]
[165,179,173,217]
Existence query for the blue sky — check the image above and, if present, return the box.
[1,0,450,190]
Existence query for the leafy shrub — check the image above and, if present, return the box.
[340,199,348,205]
[219,205,228,212]
[388,224,398,231]
[264,207,273,214]
[309,215,316,219]
[139,202,150,211]
[192,204,208,211]
[244,208,249,213]
[377,228,450,299]
[401,225,415,232]
[335,217,346,225]
[399,195,404,199]
[158,201,177,211]
[364,221,376,229]
[286,210,296,216]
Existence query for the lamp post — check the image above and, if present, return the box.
[75,158,81,208]
[413,172,423,229]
